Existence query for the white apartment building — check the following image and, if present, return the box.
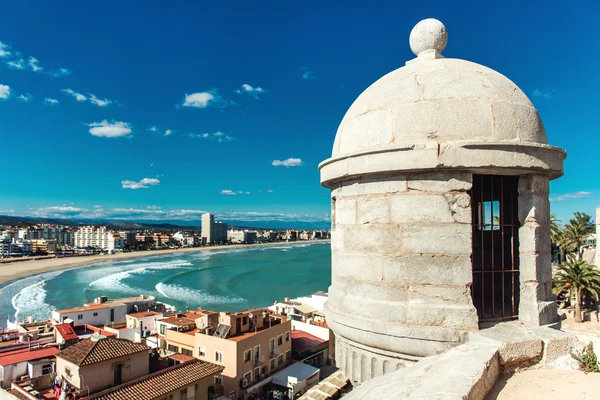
[73,226,124,251]
[201,213,228,244]
[227,229,258,244]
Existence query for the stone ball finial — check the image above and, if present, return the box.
[409,18,448,57]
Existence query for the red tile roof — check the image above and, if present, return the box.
[127,311,161,319]
[84,359,224,400]
[159,316,196,327]
[0,347,60,367]
[168,353,196,363]
[55,323,78,341]
[291,330,326,354]
[57,337,149,366]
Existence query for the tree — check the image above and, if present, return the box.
[562,212,594,260]
[550,213,565,264]
[553,259,600,323]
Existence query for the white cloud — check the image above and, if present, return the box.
[50,68,71,78]
[235,83,266,99]
[302,68,315,80]
[164,129,173,136]
[267,189,274,193]
[28,56,43,72]
[272,158,303,167]
[189,131,233,142]
[44,97,59,105]
[6,58,24,69]
[0,41,10,57]
[532,89,554,100]
[550,191,592,202]
[0,84,10,99]
[122,178,161,189]
[182,89,228,108]
[220,190,237,195]
[17,93,32,102]
[89,94,112,107]
[88,120,132,138]
[148,126,159,132]
[62,88,87,102]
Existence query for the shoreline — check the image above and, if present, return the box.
[0,240,330,287]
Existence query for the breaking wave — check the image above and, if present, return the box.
[155,282,244,305]
[88,259,193,294]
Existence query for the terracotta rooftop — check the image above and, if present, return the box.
[0,347,60,367]
[84,359,224,400]
[57,337,150,366]
[127,311,162,319]
[159,316,196,327]
[55,323,78,341]
[168,353,196,363]
[291,330,326,354]
[55,304,108,314]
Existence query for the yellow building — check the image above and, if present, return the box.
[162,309,293,400]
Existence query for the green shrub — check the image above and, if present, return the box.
[572,342,600,373]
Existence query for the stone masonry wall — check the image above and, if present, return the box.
[326,170,479,384]
[517,174,557,325]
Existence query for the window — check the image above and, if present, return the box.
[277,334,283,346]
[244,349,252,363]
[215,374,223,385]
[278,354,283,366]
[168,344,179,353]
[242,316,248,325]
[254,367,260,381]
[93,312,98,317]
[270,358,275,370]
[198,346,206,357]
[215,350,224,363]
[160,324,166,335]
[243,371,251,384]
[65,367,71,377]
[269,338,275,352]
[286,350,291,362]
[254,345,260,360]
[182,348,193,357]
[285,331,290,342]
[77,314,83,320]
[180,388,187,397]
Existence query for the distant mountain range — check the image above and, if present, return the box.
[0,215,330,231]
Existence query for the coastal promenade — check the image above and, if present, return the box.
[0,240,329,286]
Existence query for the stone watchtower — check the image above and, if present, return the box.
[319,19,566,385]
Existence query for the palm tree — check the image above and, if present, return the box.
[562,212,595,260]
[550,213,564,264]
[553,259,600,323]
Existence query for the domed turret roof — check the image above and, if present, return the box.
[332,18,546,157]
[320,19,565,186]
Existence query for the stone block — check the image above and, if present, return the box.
[407,285,473,306]
[346,143,440,176]
[518,194,549,225]
[420,68,498,100]
[518,224,551,254]
[332,251,383,282]
[525,326,577,363]
[340,176,407,197]
[405,304,478,329]
[491,101,519,141]
[519,253,552,283]
[335,198,356,225]
[391,194,469,223]
[357,197,390,224]
[406,171,472,192]
[382,255,472,286]
[445,193,471,224]
[393,99,494,143]
[518,174,549,196]
[484,71,530,104]
[338,109,394,155]
[328,283,406,323]
[343,224,402,255]
[402,224,471,255]
[330,229,344,251]
[515,104,548,143]
[475,322,543,371]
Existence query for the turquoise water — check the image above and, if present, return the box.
[0,242,331,329]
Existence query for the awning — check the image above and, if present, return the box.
[271,362,320,387]
[245,377,273,393]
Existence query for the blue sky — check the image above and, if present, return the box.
[0,0,598,227]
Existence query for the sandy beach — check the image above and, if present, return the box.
[0,240,329,287]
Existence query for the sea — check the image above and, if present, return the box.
[0,242,331,329]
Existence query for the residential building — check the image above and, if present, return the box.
[30,239,56,255]
[0,347,59,389]
[201,213,228,244]
[285,230,298,241]
[163,309,292,400]
[73,226,124,251]
[54,323,79,349]
[12,239,32,256]
[0,241,21,258]
[126,311,163,335]
[227,230,258,244]
[270,362,320,399]
[118,231,137,247]
[269,300,317,322]
[51,295,166,327]
[84,359,225,400]
[55,336,151,393]
[291,331,329,372]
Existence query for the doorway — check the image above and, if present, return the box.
[471,175,520,322]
